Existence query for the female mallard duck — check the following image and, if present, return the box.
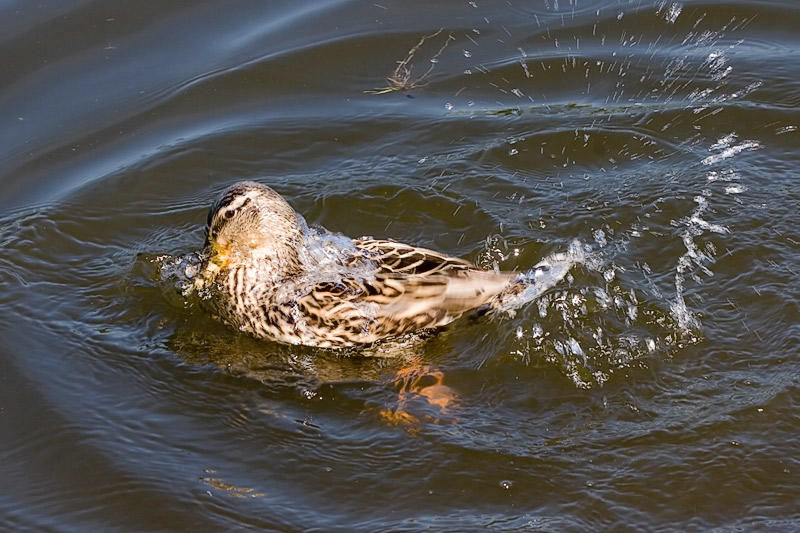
[194,181,577,348]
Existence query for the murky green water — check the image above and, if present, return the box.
[2,0,799,530]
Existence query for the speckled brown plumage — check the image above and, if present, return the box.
[194,181,567,348]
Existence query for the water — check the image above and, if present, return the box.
[2,0,799,530]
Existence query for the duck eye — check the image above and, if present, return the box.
[223,209,236,219]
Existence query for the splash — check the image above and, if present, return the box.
[657,2,683,25]
[670,130,756,335]
[154,250,206,300]
[478,226,675,389]
[495,239,588,315]
[494,181,730,389]
[670,194,726,332]
[507,270,671,389]
[701,133,760,166]
[295,217,378,283]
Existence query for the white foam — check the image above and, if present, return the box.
[496,240,587,313]
[295,216,377,284]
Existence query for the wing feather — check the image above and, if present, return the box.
[291,239,516,346]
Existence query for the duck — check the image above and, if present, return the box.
[193,181,576,348]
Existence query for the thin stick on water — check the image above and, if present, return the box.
[366,29,455,94]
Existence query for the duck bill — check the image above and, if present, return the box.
[204,234,231,267]
[194,239,231,290]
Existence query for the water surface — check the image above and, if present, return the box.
[2,0,799,530]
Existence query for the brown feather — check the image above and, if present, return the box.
[197,182,540,348]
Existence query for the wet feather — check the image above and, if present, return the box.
[196,181,560,348]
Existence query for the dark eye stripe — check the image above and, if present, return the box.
[208,183,261,229]
[226,195,252,212]
[213,196,252,224]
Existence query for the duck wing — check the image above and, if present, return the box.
[292,240,514,346]
[352,238,477,275]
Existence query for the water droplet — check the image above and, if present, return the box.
[463,50,472,58]
[499,480,513,490]
[593,229,607,247]
[665,2,682,24]
[508,148,518,156]
[444,102,453,111]
[567,337,584,357]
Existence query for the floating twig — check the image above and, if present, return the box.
[366,29,455,94]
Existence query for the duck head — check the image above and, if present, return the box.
[204,181,303,276]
